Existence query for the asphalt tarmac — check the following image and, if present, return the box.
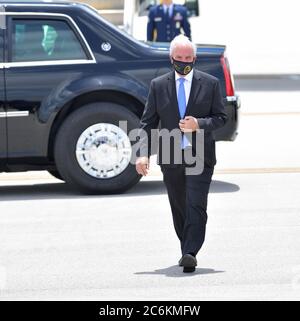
[0,77,299,300]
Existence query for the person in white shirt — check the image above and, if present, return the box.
[136,35,227,273]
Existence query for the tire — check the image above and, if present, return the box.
[54,102,142,194]
[48,169,64,181]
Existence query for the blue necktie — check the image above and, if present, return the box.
[178,78,189,149]
[165,6,171,19]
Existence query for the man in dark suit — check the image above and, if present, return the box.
[136,35,227,273]
[147,0,191,42]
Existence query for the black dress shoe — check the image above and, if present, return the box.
[183,266,195,273]
[178,254,197,273]
[178,253,196,266]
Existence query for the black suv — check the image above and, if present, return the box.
[0,1,240,193]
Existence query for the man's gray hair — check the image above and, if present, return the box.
[169,35,197,57]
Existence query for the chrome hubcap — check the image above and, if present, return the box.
[76,123,132,179]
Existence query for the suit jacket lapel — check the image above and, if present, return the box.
[158,5,164,19]
[184,70,202,117]
[167,71,181,121]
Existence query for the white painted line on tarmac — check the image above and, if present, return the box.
[242,112,300,116]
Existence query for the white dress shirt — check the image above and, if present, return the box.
[163,4,173,17]
[175,70,194,147]
[175,69,194,112]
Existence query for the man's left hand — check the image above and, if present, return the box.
[179,116,200,132]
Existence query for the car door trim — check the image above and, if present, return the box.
[2,59,96,68]
[0,111,29,118]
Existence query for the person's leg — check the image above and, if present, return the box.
[181,167,214,256]
[161,165,186,243]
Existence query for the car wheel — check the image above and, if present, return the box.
[48,169,64,181]
[54,102,142,194]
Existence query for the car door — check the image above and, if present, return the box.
[0,18,6,163]
[4,13,95,159]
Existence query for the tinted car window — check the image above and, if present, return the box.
[0,8,4,62]
[0,29,3,62]
[11,19,88,62]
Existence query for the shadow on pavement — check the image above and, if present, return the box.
[135,265,225,278]
[129,179,239,195]
[0,179,239,201]
[210,180,240,193]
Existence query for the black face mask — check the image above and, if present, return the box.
[172,58,195,75]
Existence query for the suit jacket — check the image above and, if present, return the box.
[137,69,227,168]
[147,4,191,42]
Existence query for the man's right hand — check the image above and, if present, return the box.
[135,157,149,176]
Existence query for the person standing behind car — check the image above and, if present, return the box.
[147,0,191,42]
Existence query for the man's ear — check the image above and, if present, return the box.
[170,56,174,64]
